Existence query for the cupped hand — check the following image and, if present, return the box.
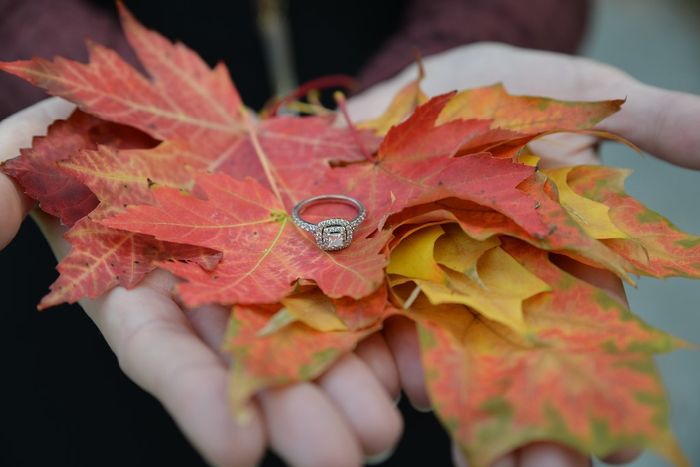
[348,42,700,467]
[0,98,403,467]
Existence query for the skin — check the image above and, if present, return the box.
[1,43,699,466]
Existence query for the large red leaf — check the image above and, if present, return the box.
[0,109,219,309]
[37,143,222,308]
[0,4,375,207]
[103,172,387,306]
[1,5,378,308]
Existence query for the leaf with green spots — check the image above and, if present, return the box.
[226,287,392,412]
[406,240,688,467]
[565,166,700,278]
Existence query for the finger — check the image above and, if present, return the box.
[0,98,75,249]
[528,133,601,169]
[184,301,402,462]
[81,274,266,467]
[0,173,34,249]
[451,443,518,467]
[186,305,378,465]
[599,449,642,464]
[597,82,700,170]
[518,442,590,467]
[316,353,403,459]
[184,302,232,364]
[383,315,431,410]
[354,332,401,399]
[259,383,364,467]
[550,254,627,305]
[491,453,518,467]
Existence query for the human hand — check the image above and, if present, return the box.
[347,42,700,466]
[0,98,403,467]
[349,42,700,170]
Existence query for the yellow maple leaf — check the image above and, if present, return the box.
[545,166,628,239]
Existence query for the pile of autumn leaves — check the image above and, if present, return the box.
[2,6,699,467]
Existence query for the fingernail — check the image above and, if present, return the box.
[393,393,402,406]
[365,447,395,465]
[409,400,432,413]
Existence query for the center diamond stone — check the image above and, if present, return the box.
[315,218,353,251]
[323,227,346,249]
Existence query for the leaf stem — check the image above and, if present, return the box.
[403,284,422,310]
[334,91,374,162]
[241,106,284,205]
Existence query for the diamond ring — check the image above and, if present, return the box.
[292,195,366,251]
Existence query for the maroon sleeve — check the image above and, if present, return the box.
[358,0,590,88]
[0,0,132,119]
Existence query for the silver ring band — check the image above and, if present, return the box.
[292,195,366,251]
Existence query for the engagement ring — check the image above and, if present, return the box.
[292,195,366,251]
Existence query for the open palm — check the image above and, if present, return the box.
[0,100,403,467]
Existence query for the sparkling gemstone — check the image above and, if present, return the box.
[325,231,345,249]
[321,225,348,250]
[315,219,353,251]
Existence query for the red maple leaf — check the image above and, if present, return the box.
[103,172,388,306]
[328,93,550,235]
[1,109,154,225]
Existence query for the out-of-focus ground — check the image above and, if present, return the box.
[583,0,700,465]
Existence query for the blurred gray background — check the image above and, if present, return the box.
[583,0,700,465]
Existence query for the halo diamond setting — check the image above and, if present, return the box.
[291,195,366,251]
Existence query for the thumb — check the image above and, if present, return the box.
[0,98,75,249]
[0,172,33,249]
[597,82,700,170]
